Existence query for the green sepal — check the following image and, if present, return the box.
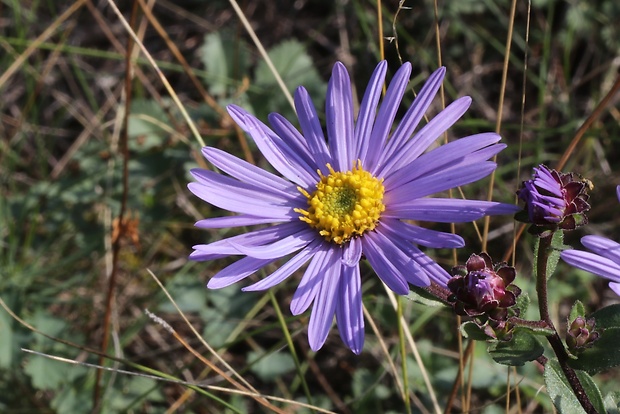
[569,300,586,322]
[514,291,530,316]
[460,321,494,341]
[544,358,606,414]
[508,318,555,337]
[568,304,620,373]
[487,328,544,366]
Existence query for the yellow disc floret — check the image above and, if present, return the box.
[295,161,385,244]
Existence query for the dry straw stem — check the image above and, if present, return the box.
[19,347,337,414]
[0,0,87,90]
[146,270,291,413]
[134,0,255,164]
[104,0,205,147]
[228,0,295,111]
[384,285,442,414]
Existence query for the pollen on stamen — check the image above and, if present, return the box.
[296,161,385,244]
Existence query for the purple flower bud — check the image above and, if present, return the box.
[448,253,519,322]
[516,165,591,237]
[566,316,599,352]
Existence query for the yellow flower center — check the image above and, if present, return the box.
[295,161,385,244]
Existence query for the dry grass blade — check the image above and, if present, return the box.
[227,0,294,110]
[20,348,338,414]
[103,0,205,147]
[146,270,288,413]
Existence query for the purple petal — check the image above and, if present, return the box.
[326,62,355,170]
[376,224,451,286]
[207,256,275,289]
[227,105,318,187]
[268,112,317,171]
[362,230,423,293]
[384,133,503,187]
[202,146,298,198]
[291,245,331,315]
[188,169,304,219]
[195,215,280,229]
[406,244,452,286]
[294,87,332,175]
[228,229,316,259]
[355,61,388,162]
[378,67,446,172]
[192,222,305,258]
[561,249,620,283]
[336,263,364,354]
[385,161,497,204]
[380,217,464,248]
[308,248,342,351]
[374,96,472,175]
[243,240,322,291]
[609,282,620,296]
[616,186,620,203]
[580,235,620,264]
[365,62,412,172]
[385,198,519,223]
[342,237,363,267]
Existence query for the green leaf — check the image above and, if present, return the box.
[405,286,449,307]
[568,304,620,373]
[460,321,493,341]
[488,328,544,366]
[603,392,620,414]
[24,356,68,390]
[514,291,530,317]
[127,99,170,151]
[532,232,564,280]
[544,359,606,414]
[0,309,13,368]
[248,351,296,382]
[569,300,586,322]
[252,40,326,119]
[199,31,250,96]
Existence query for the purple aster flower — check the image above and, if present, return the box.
[560,186,620,296]
[188,61,518,353]
[516,165,591,237]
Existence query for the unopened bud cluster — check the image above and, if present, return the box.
[448,253,521,339]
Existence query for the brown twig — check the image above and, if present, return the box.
[93,1,138,409]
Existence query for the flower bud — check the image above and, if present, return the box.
[448,253,520,339]
[516,165,591,237]
[566,316,599,352]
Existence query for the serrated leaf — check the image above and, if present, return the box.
[488,328,544,366]
[568,304,620,373]
[248,351,295,381]
[544,359,606,414]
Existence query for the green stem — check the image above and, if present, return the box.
[537,235,597,413]
[397,296,412,414]
[268,290,313,406]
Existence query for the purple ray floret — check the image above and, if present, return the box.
[561,185,620,296]
[188,61,518,353]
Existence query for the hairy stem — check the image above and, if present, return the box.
[537,235,597,413]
